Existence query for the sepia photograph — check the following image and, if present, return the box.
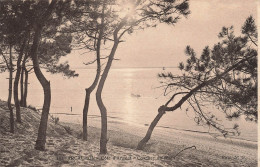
[0,0,258,166]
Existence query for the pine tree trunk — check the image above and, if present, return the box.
[20,66,24,106]
[23,69,29,107]
[32,25,52,151]
[96,19,124,154]
[96,39,119,154]
[13,62,22,123]
[137,110,165,150]
[82,54,101,141]
[99,105,107,154]
[13,38,26,123]
[35,84,51,151]
[8,45,14,133]
[21,51,29,107]
[82,2,104,141]
[82,71,101,141]
[82,89,91,140]
[31,0,57,151]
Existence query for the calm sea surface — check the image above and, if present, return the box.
[0,68,257,141]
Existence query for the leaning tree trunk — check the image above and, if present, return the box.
[13,38,26,123]
[136,54,256,150]
[82,3,105,141]
[137,108,165,150]
[96,37,119,154]
[7,45,14,133]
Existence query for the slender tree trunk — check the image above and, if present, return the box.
[83,89,91,140]
[95,16,126,154]
[20,65,24,106]
[137,109,165,150]
[30,0,57,151]
[21,50,29,107]
[96,39,119,154]
[23,69,29,107]
[82,2,105,141]
[13,38,26,123]
[82,70,100,141]
[7,45,14,133]
[13,62,22,123]
[32,24,52,151]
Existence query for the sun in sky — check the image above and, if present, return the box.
[117,0,135,18]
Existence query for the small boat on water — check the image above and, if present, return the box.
[131,93,141,98]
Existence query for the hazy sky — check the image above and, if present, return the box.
[67,0,257,69]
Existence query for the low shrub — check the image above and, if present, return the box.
[63,126,72,135]
[27,105,37,112]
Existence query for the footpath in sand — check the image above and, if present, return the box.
[0,100,258,166]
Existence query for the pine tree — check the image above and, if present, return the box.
[137,16,257,150]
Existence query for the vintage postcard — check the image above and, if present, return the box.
[0,0,258,166]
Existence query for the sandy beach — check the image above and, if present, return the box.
[0,100,257,167]
[82,116,258,166]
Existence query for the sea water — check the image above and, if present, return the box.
[0,68,257,142]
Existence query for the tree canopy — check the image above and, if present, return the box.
[159,16,257,136]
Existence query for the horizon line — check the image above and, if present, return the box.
[71,66,179,70]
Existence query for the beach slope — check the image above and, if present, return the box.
[0,100,257,166]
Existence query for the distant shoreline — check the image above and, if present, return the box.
[51,113,258,143]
